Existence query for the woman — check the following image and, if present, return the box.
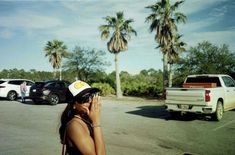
[20,81,27,103]
[59,80,106,155]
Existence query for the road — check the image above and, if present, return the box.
[0,97,234,155]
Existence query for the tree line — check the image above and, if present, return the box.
[1,41,235,98]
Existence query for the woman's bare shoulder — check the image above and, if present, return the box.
[67,118,89,135]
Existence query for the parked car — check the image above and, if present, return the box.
[0,79,35,100]
[29,80,70,105]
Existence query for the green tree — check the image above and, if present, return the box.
[146,0,186,90]
[44,39,68,80]
[63,46,109,83]
[121,69,163,97]
[174,41,235,86]
[99,11,137,98]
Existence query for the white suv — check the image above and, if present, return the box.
[0,79,34,101]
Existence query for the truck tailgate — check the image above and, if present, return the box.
[165,88,206,106]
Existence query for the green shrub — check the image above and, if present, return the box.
[91,82,115,96]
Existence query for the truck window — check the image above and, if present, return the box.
[222,76,235,87]
[185,77,221,87]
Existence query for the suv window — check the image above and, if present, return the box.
[34,82,46,88]
[26,81,34,86]
[55,82,65,88]
[8,80,23,85]
[222,76,235,87]
[0,80,6,84]
[45,82,56,87]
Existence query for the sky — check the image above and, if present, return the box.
[0,0,235,74]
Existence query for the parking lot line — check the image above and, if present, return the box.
[213,119,235,131]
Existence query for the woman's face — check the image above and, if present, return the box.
[74,98,92,115]
[73,92,98,115]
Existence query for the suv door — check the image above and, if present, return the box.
[8,80,23,98]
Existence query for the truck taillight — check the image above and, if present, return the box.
[205,90,211,102]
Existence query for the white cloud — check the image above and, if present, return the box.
[183,30,235,50]
[0,11,63,29]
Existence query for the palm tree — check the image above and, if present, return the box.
[99,11,137,98]
[44,40,68,80]
[146,0,186,90]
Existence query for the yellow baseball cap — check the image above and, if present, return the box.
[68,80,99,97]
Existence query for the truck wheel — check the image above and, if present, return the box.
[212,101,223,121]
[7,91,17,101]
[49,94,59,105]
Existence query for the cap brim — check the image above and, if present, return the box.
[75,87,100,98]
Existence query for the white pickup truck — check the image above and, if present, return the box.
[165,74,235,121]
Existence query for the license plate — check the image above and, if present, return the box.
[181,105,189,109]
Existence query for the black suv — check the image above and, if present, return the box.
[29,80,70,105]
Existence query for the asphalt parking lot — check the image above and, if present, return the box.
[0,97,234,155]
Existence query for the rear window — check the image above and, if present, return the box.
[34,82,45,88]
[185,76,221,87]
[44,82,56,87]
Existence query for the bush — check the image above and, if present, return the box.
[91,82,115,96]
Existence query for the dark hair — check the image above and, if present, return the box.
[59,104,73,144]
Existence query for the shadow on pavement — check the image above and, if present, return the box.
[20,100,66,106]
[126,105,211,121]
[126,105,169,119]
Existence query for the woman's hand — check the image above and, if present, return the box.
[88,94,101,125]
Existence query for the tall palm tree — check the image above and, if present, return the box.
[99,11,137,98]
[44,40,68,80]
[146,0,186,90]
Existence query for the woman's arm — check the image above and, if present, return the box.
[92,125,106,155]
[89,95,106,155]
[67,120,96,155]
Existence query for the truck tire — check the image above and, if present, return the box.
[212,101,223,121]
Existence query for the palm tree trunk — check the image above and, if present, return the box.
[53,69,56,79]
[168,63,173,87]
[163,53,169,90]
[59,67,62,80]
[115,53,122,98]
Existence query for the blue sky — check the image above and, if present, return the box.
[0,0,234,74]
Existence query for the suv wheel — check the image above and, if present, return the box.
[49,94,59,105]
[7,91,17,101]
